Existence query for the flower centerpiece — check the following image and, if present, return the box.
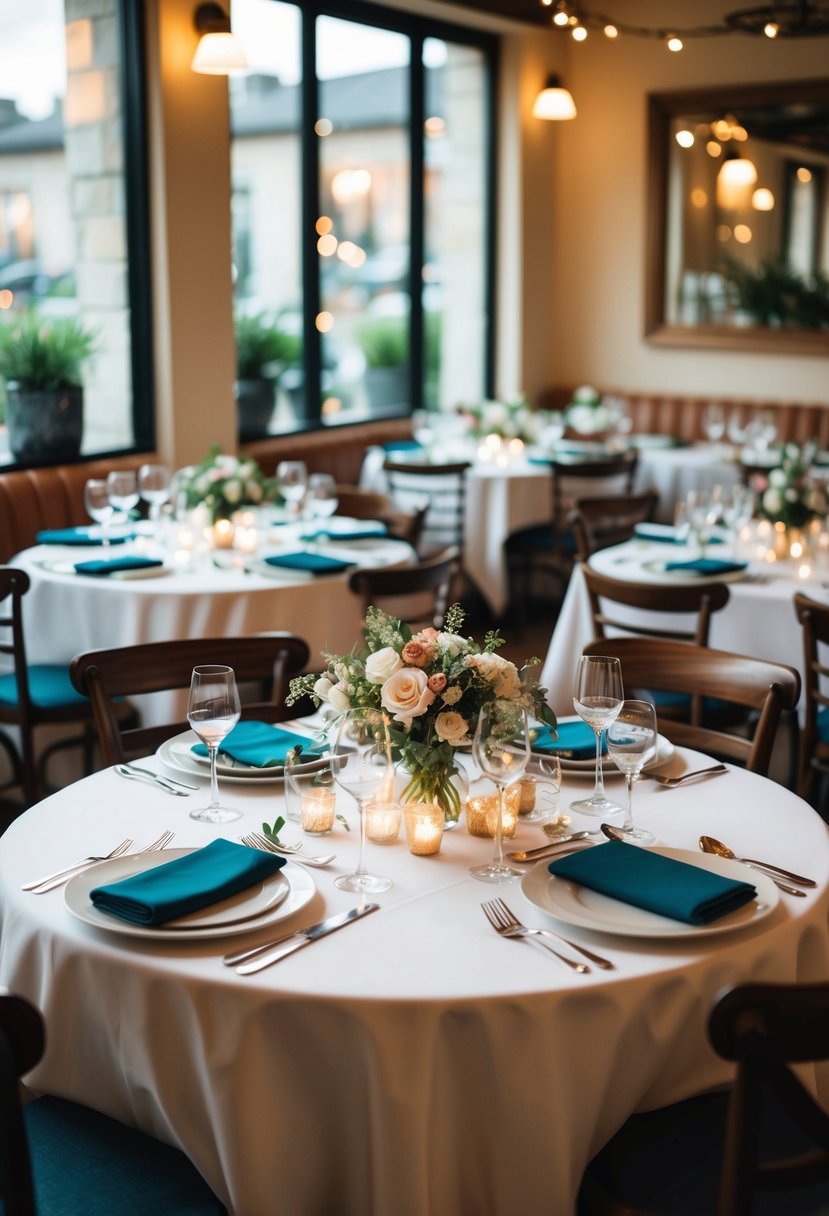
[564,384,611,437]
[179,443,279,523]
[287,603,557,823]
[751,441,828,530]
[459,394,562,448]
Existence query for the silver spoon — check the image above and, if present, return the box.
[121,762,199,790]
[114,765,190,797]
[699,836,815,888]
[646,764,728,787]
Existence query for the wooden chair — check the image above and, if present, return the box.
[505,449,640,618]
[70,634,310,767]
[348,546,461,631]
[569,489,659,560]
[578,980,829,1216]
[0,989,226,1215]
[0,568,98,807]
[383,459,470,555]
[794,592,829,807]
[581,636,800,776]
[334,483,427,549]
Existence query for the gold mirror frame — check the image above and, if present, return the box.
[646,78,829,356]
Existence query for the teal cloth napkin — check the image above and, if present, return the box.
[73,555,164,576]
[548,840,756,925]
[634,523,722,545]
[90,838,286,926]
[191,720,324,768]
[263,551,354,573]
[382,439,423,451]
[300,523,387,542]
[663,557,747,575]
[37,527,133,546]
[529,721,604,760]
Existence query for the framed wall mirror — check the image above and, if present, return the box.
[646,78,829,355]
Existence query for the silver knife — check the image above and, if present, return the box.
[226,903,380,974]
[507,831,594,862]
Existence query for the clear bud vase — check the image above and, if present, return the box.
[394,759,469,829]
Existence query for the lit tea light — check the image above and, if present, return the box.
[517,776,537,813]
[404,803,443,855]
[464,786,520,838]
[300,788,335,834]
[211,519,235,550]
[364,801,402,843]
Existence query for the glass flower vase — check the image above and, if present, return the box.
[394,758,469,828]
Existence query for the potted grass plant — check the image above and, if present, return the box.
[358,314,409,410]
[234,313,302,440]
[0,310,97,462]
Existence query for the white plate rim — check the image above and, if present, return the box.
[641,557,749,585]
[64,849,315,940]
[35,557,172,580]
[521,845,779,939]
[157,729,327,783]
[547,732,674,776]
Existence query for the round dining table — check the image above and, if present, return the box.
[0,739,827,1216]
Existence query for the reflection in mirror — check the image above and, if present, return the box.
[647,79,829,354]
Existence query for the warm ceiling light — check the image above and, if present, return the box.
[604,23,618,37]
[532,75,577,120]
[717,155,758,207]
[666,34,684,51]
[191,3,248,75]
[553,9,570,24]
[764,20,780,35]
[675,129,695,148]
[572,24,588,40]
[752,187,775,210]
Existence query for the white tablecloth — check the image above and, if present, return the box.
[634,444,742,523]
[540,536,827,716]
[0,748,827,1215]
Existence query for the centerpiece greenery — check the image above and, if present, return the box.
[287,602,556,823]
[178,443,279,522]
[751,441,828,529]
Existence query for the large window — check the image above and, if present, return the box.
[229,0,496,435]
[0,0,151,467]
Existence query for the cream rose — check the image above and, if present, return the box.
[328,683,351,712]
[380,667,435,724]
[365,647,403,685]
[434,710,469,746]
[313,675,334,701]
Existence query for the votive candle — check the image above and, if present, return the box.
[364,801,402,844]
[211,518,235,550]
[464,786,520,838]
[404,803,443,856]
[300,788,335,834]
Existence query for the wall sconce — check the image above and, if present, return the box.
[191,2,248,76]
[716,154,758,209]
[532,75,577,120]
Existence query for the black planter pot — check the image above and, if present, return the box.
[235,378,275,441]
[6,384,84,462]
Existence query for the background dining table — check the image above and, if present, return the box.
[0,738,827,1216]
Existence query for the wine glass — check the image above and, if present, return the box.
[520,751,562,824]
[570,654,624,817]
[107,470,139,525]
[277,460,308,520]
[307,473,338,521]
[469,703,529,883]
[329,708,392,894]
[186,665,242,823]
[606,700,658,845]
[138,463,172,522]
[83,478,115,550]
[411,408,434,449]
[702,401,725,446]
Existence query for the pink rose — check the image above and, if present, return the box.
[427,672,447,694]
[381,667,435,724]
[401,640,430,667]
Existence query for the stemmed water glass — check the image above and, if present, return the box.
[186,664,241,823]
[329,707,392,894]
[520,750,562,824]
[469,703,529,883]
[307,473,338,522]
[570,654,623,817]
[606,699,658,845]
[138,463,172,523]
[106,470,139,525]
[83,478,115,550]
[702,401,725,447]
[277,460,308,520]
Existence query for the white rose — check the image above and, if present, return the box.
[246,480,263,502]
[763,488,784,514]
[328,684,351,712]
[784,487,800,503]
[436,632,467,658]
[313,675,334,701]
[365,647,403,685]
[239,460,256,478]
[434,710,470,746]
[223,478,242,504]
[769,468,787,488]
[381,667,435,724]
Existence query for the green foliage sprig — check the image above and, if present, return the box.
[0,309,97,391]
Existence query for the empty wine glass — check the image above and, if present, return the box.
[186,665,241,823]
[307,473,338,520]
[570,654,623,817]
[702,401,725,446]
[520,751,562,824]
[329,707,392,894]
[277,460,308,520]
[83,478,115,550]
[606,700,658,845]
[138,463,172,522]
[107,470,139,525]
[411,408,434,448]
[469,703,529,883]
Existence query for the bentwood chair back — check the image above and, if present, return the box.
[334,483,427,550]
[383,459,470,555]
[0,567,96,807]
[70,634,310,767]
[578,980,829,1216]
[581,636,800,775]
[0,989,226,1215]
[794,592,829,806]
[569,489,659,560]
[348,546,461,631]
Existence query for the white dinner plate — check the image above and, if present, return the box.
[521,846,779,939]
[550,732,674,777]
[64,849,315,941]
[35,558,172,580]
[157,729,327,783]
[641,558,748,585]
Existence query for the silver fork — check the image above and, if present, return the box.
[481,901,590,973]
[489,898,614,970]
[22,838,134,892]
[241,832,336,867]
[139,829,176,853]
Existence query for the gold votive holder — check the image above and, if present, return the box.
[364,800,402,844]
[404,803,444,856]
[210,518,235,550]
[464,785,520,838]
[300,787,335,835]
[517,776,537,814]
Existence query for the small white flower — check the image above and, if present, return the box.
[769,468,787,488]
[441,685,463,705]
[313,675,334,701]
[328,684,351,712]
[763,487,784,514]
[223,478,243,504]
[245,479,263,502]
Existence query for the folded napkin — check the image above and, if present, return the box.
[633,523,722,545]
[382,439,423,452]
[529,721,604,760]
[191,720,324,768]
[262,551,354,574]
[37,527,133,546]
[663,557,747,576]
[73,555,165,577]
[90,838,286,926]
[548,840,756,925]
[299,523,387,542]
